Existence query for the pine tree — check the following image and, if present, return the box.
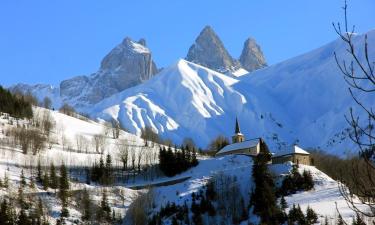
[37,159,42,182]
[20,170,26,187]
[280,195,288,211]
[3,173,8,189]
[17,209,31,225]
[352,213,366,225]
[302,170,314,190]
[0,199,11,224]
[306,206,318,224]
[42,172,49,190]
[59,164,69,218]
[105,154,112,185]
[81,188,91,221]
[251,153,283,225]
[191,148,198,166]
[49,163,58,189]
[97,189,111,221]
[18,183,26,209]
[36,198,44,220]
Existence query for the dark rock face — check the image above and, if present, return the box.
[60,37,158,108]
[239,38,267,72]
[186,26,239,73]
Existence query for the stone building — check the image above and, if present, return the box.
[272,145,311,165]
[216,118,270,157]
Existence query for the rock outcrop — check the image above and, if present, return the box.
[239,37,267,72]
[60,37,158,108]
[186,26,239,73]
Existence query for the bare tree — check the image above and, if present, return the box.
[42,110,54,137]
[43,96,52,109]
[76,134,89,153]
[111,119,120,139]
[92,134,106,154]
[208,135,230,152]
[137,146,144,174]
[130,146,136,182]
[334,0,375,219]
[116,139,129,171]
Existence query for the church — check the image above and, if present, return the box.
[215,118,311,166]
[215,118,270,157]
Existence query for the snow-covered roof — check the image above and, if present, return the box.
[273,145,310,157]
[216,139,259,155]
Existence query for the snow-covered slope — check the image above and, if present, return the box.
[89,59,248,145]
[88,30,375,155]
[0,107,160,168]
[238,29,375,154]
[146,155,368,224]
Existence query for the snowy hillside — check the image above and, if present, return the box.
[131,155,369,224]
[88,59,247,145]
[88,30,375,155]
[0,107,161,168]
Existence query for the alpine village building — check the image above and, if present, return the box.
[215,118,311,165]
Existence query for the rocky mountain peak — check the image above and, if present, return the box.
[186,26,238,73]
[239,37,267,72]
[60,36,158,108]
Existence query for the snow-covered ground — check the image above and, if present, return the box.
[0,107,160,168]
[147,155,369,224]
[270,163,371,224]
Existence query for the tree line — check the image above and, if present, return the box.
[158,145,198,177]
[0,86,33,119]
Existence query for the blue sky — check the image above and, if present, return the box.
[0,0,374,86]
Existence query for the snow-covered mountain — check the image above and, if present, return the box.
[10,37,158,109]
[88,30,375,155]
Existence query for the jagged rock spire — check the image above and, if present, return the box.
[239,37,267,72]
[186,25,239,73]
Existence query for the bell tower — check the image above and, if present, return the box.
[232,117,245,143]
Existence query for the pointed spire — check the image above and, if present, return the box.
[235,117,241,134]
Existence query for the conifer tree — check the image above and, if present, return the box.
[36,198,44,221]
[306,206,318,224]
[352,213,366,225]
[59,164,69,218]
[49,163,58,189]
[191,148,198,166]
[105,154,112,185]
[20,169,26,187]
[0,199,12,224]
[280,195,288,211]
[42,172,49,190]
[37,159,42,182]
[17,209,31,225]
[18,183,26,209]
[81,188,92,221]
[251,153,283,225]
[3,173,9,189]
[97,189,111,221]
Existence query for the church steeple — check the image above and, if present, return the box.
[232,117,245,143]
[235,117,241,134]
